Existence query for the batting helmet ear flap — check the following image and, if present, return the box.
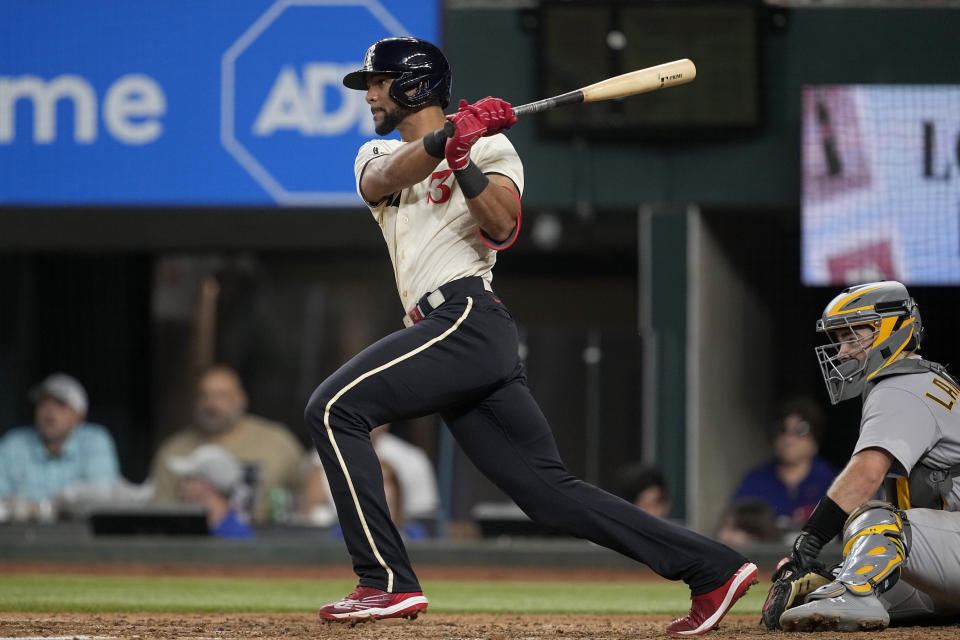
[389,69,452,109]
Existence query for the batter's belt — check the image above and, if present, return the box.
[406,276,494,325]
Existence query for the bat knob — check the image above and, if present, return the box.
[443,120,456,137]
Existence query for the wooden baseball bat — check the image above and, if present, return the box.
[443,59,696,136]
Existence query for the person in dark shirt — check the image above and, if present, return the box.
[731,397,837,531]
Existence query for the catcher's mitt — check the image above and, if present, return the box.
[761,558,834,630]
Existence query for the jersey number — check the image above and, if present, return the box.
[427,170,453,204]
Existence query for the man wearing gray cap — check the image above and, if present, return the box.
[0,373,120,520]
[167,444,253,538]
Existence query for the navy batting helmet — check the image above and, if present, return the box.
[342,37,452,109]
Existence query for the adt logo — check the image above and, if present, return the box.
[222,0,410,205]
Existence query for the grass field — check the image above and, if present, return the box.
[0,573,765,615]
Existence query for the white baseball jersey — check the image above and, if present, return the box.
[353,134,524,324]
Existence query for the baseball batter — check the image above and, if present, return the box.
[763,281,960,631]
[304,37,757,635]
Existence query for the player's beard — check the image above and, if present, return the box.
[375,104,413,135]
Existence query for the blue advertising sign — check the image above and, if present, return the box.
[0,1,439,205]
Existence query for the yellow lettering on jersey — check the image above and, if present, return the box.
[925,375,959,411]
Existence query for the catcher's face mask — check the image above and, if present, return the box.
[815,323,877,405]
[815,281,922,405]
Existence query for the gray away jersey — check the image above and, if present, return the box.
[856,357,960,510]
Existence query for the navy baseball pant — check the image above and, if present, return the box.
[304,276,747,594]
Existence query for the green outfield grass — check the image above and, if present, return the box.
[0,573,765,615]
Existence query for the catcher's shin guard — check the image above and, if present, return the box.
[831,500,910,596]
[779,501,909,632]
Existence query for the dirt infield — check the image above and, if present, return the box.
[2,565,958,639]
[1,612,958,640]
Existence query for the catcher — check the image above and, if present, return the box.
[762,281,960,631]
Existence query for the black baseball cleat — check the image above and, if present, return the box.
[318,586,428,624]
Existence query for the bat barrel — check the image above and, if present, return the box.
[580,59,695,102]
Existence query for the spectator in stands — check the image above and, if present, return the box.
[729,396,837,532]
[300,423,437,537]
[0,373,120,521]
[379,458,429,539]
[715,498,782,546]
[167,444,253,538]
[149,365,304,523]
[617,463,671,519]
[369,423,439,521]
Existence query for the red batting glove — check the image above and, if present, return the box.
[448,97,517,137]
[444,100,486,170]
[470,96,517,135]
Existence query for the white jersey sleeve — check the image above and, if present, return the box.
[471,133,524,195]
[353,138,403,212]
[856,382,940,477]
